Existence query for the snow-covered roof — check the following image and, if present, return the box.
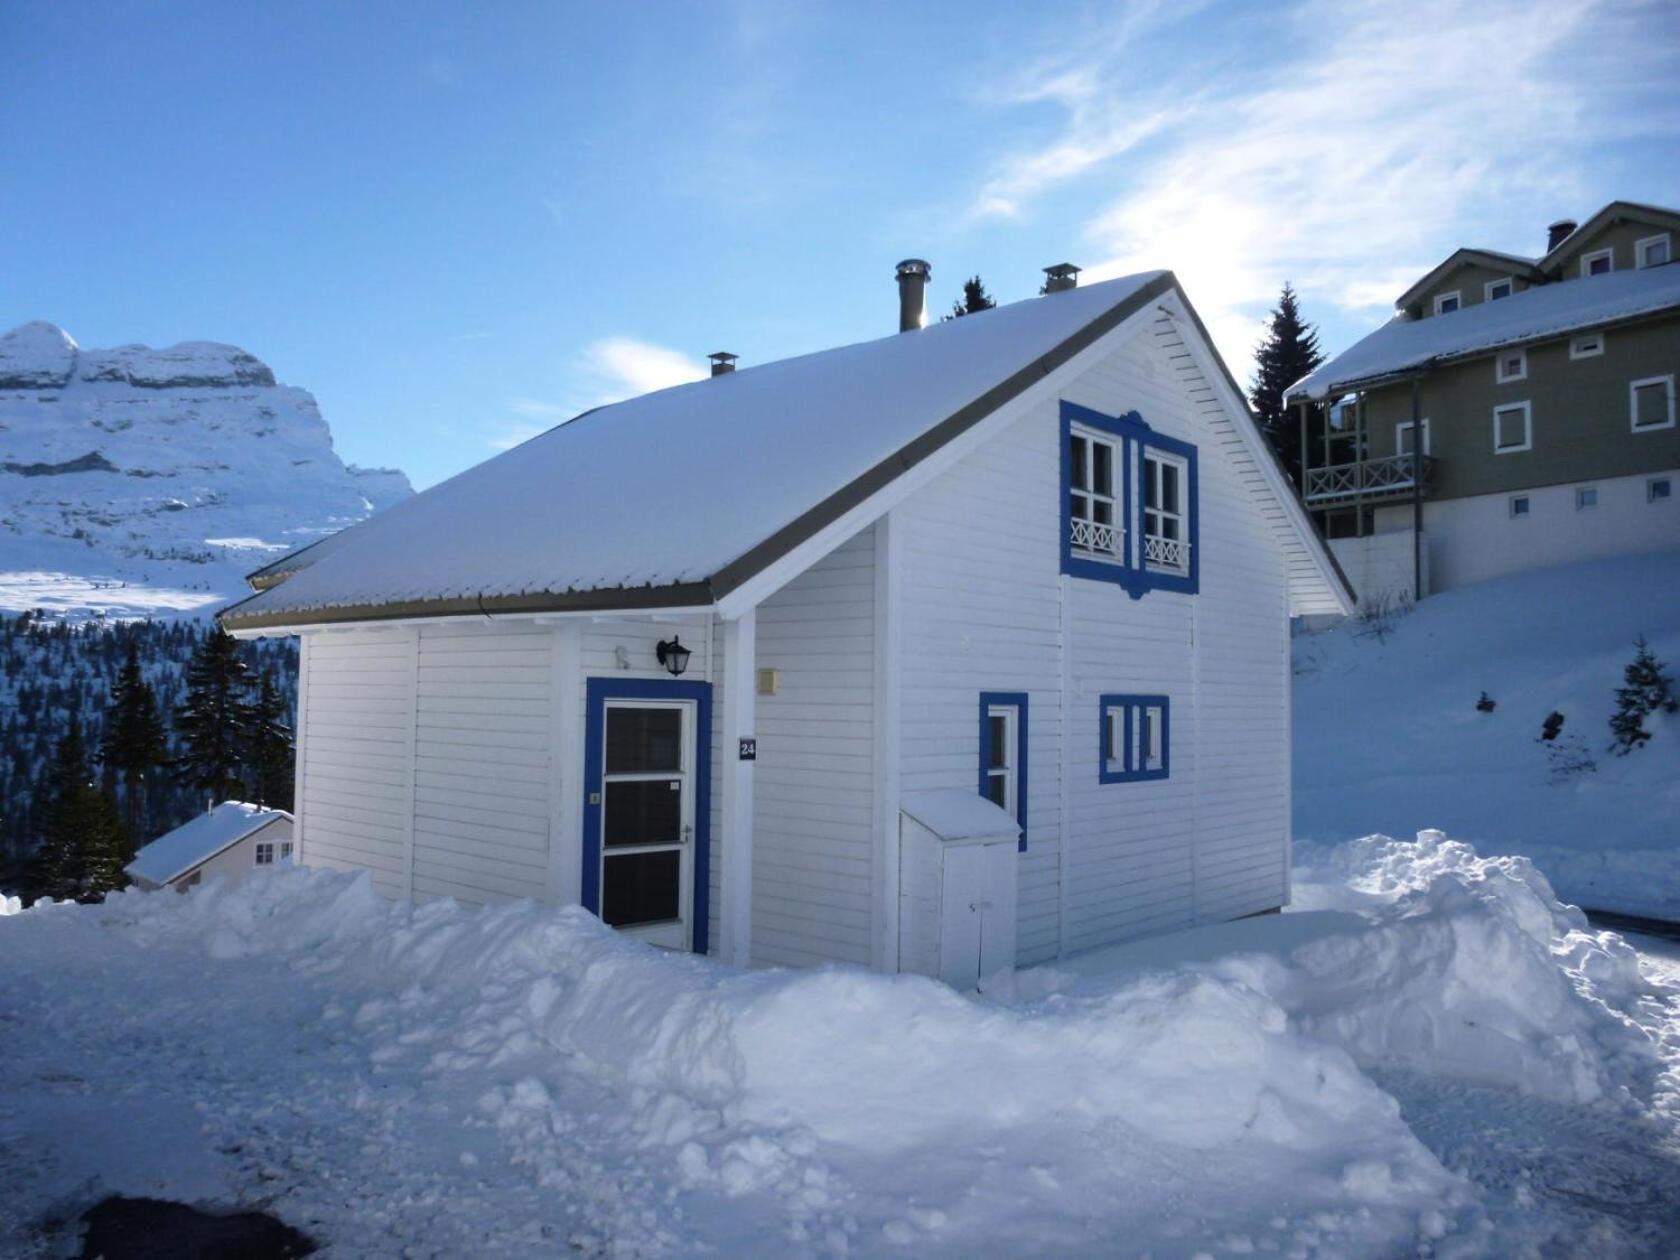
[1288,264,1680,402]
[900,789,1022,841]
[224,269,1351,627]
[125,801,291,886]
[1394,248,1544,309]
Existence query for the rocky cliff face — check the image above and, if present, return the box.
[0,321,411,618]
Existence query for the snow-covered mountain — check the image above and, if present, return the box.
[0,321,410,618]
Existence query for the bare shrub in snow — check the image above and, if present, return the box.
[1353,589,1412,644]
[1542,733,1597,784]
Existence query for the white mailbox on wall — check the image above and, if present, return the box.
[898,789,1020,991]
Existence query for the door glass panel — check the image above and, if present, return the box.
[604,779,682,847]
[1092,441,1112,497]
[606,707,681,773]
[985,772,1007,807]
[602,850,680,926]
[1070,435,1088,490]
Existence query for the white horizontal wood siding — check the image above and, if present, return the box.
[411,621,553,905]
[1144,312,1290,922]
[1057,315,1290,947]
[896,405,1064,965]
[297,627,416,897]
[893,311,1293,962]
[749,524,876,967]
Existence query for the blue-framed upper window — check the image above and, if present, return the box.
[1061,402,1198,598]
[978,692,1028,851]
[1100,694,1170,783]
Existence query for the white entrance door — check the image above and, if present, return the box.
[599,700,696,950]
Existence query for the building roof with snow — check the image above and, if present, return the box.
[126,801,292,887]
[1287,261,1680,402]
[224,270,1350,629]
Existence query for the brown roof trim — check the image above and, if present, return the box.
[224,269,1350,627]
[224,275,1178,632]
[708,271,1181,601]
[220,580,717,631]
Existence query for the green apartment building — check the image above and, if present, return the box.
[1286,200,1680,604]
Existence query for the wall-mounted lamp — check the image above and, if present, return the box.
[656,636,692,677]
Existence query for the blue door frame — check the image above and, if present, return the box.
[582,676,713,954]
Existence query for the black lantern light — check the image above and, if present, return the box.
[656,636,692,677]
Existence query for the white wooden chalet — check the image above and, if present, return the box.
[222,266,1351,987]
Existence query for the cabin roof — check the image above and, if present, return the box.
[1287,262,1680,402]
[224,270,1351,629]
[125,801,291,886]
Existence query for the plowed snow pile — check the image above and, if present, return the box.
[3,831,1677,1257]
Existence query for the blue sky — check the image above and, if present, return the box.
[4,0,1678,489]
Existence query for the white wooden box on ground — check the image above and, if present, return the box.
[897,790,1019,990]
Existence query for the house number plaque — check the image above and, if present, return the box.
[738,738,757,761]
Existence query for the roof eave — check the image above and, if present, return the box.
[1394,249,1546,310]
[1286,298,1680,403]
[219,579,720,633]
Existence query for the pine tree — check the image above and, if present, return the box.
[173,626,252,805]
[99,642,170,859]
[1249,283,1325,491]
[945,275,997,320]
[1609,636,1676,754]
[27,723,126,903]
[244,670,295,810]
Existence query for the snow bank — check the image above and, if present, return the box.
[63,866,1461,1254]
[1284,831,1665,1104]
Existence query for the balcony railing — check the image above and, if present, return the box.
[1070,517,1123,559]
[1304,453,1436,506]
[1143,533,1192,573]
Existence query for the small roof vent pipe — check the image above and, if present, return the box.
[1043,263,1081,293]
[708,352,737,376]
[1547,219,1577,252]
[896,259,931,332]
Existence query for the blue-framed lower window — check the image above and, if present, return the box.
[1060,401,1198,598]
[1099,694,1170,783]
[582,676,713,954]
[978,691,1028,851]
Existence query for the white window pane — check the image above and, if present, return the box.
[1093,441,1112,497]
[1071,435,1088,491]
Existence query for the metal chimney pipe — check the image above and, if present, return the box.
[708,352,737,376]
[1043,263,1081,293]
[1547,219,1577,252]
[895,259,931,332]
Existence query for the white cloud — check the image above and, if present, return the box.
[487,341,708,450]
[966,0,1677,371]
[577,338,709,404]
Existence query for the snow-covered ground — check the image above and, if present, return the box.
[1294,549,1680,920]
[3,833,1677,1257]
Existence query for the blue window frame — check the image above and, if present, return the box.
[1099,694,1170,783]
[582,676,712,954]
[1060,401,1198,598]
[978,691,1028,851]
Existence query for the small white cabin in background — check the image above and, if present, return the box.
[222,265,1351,985]
[126,801,293,892]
